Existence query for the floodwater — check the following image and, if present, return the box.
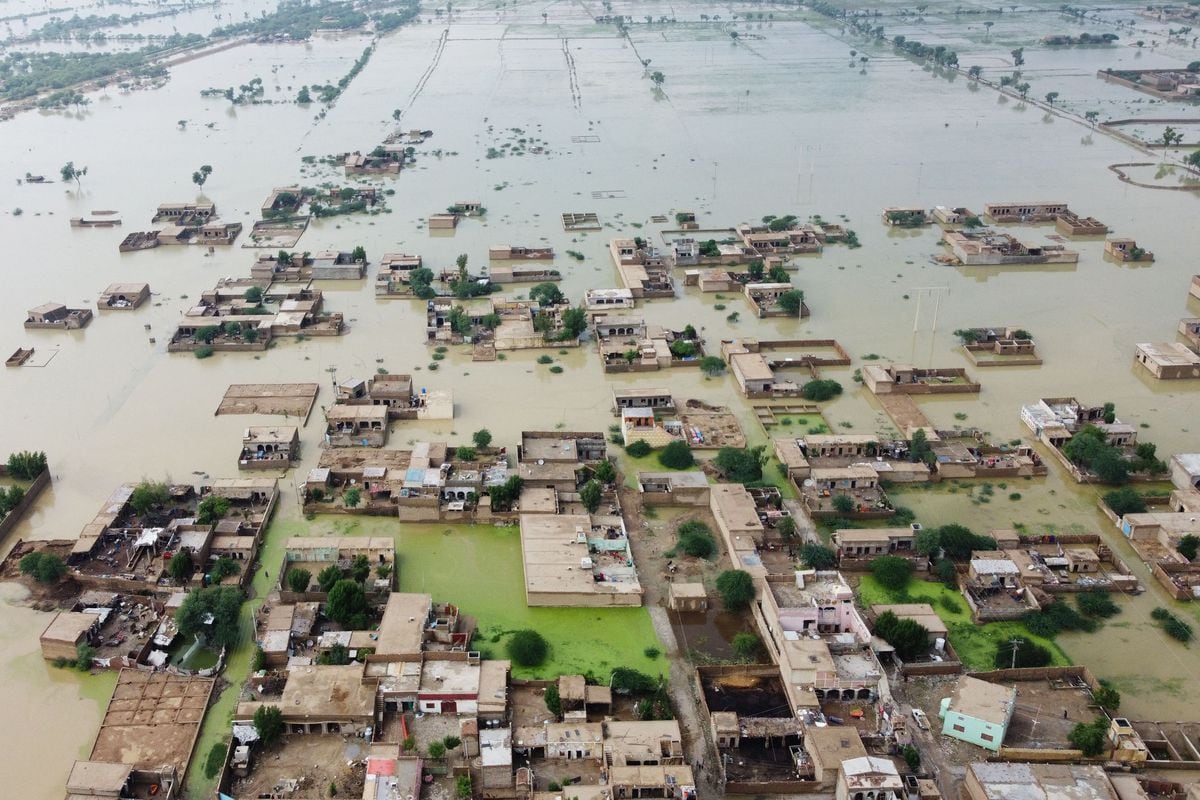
[3,0,1200,796]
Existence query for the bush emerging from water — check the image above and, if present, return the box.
[506,629,550,667]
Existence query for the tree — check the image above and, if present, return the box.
[594,459,617,484]
[909,428,933,464]
[873,611,930,660]
[319,642,351,665]
[317,565,343,593]
[529,282,565,306]
[1011,47,1025,66]
[1045,91,1059,105]
[456,775,473,800]
[1187,150,1200,170]
[244,286,264,304]
[801,379,843,402]
[1161,125,1184,149]
[1179,534,1200,562]
[650,70,665,85]
[1068,717,1108,757]
[800,543,837,569]
[700,356,726,376]
[1104,487,1146,516]
[777,289,805,317]
[192,164,213,188]
[456,446,477,462]
[19,552,66,583]
[544,684,562,716]
[776,516,797,540]
[443,735,462,752]
[350,554,371,583]
[1084,110,1099,126]
[344,488,362,508]
[60,161,87,186]
[832,494,856,514]
[871,555,914,591]
[128,480,170,515]
[580,479,603,513]
[713,446,765,483]
[559,307,588,339]
[197,494,230,524]
[1017,82,1031,100]
[176,586,243,649]
[488,475,524,511]
[1093,684,1121,712]
[732,632,762,661]
[658,440,694,469]
[254,705,284,747]
[287,568,312,593]
[7,451,47,479]
[506,629,549,666]
[967,65,983,79]
[327,580,368,628]
[901,744,921,772]
[717,570,755,610]
[936,524,996,560]
[168,551,193,584]
[297,86,312,103]
[428,741,447,759]
[677,520,717,558]
[472,429,493,450]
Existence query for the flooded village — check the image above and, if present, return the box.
[3,0,1200,799]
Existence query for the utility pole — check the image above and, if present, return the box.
[910,286,949,334]
[1008,637,1023,669]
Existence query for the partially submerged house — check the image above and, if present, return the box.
[942,230,1079,266]
[97,283,150,311]
[1105,237,1154,262]
[735,222,823,254]
[983,201,1069,223]
[518,513,643,607]
[489,245,554,260]
[1134,342,1200,380]
[335,374,454,420]
[324,404,389,447]
[584,288,635,316]
[609,238,675,299]
[862,364,980,395]
[963,551,1041,621]
[958,326,1041,366]
[151,201,216,225]
[881,207,931,227]
[1055,210,1108,236]
[375,253,423,297]
[25,302,92,330]
[238,427,300,470]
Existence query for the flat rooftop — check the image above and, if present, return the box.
[374,593,432,656]
[519,514,641,598]
[89,670,214,774]
[280,664,376,719]
[948,676,1016,727]
[967,762,1119,800]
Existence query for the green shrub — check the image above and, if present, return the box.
[506,629,550,666]
[677,520,717,558]
[716,570,755,611]
[994,639,1052,669]
[625,440,653,458]
[801,379,843,402]
[800,543,837,569]
[19,551,66,583]
[1076,589,1120,619]
[870,555,913,591]
[657,440,694,470]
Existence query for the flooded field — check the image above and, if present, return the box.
[2,0,1200,796]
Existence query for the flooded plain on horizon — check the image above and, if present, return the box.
[3,0,1200,796]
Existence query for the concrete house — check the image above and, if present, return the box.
[939,676,1016,752]
[375,253,423,296]
[835,757,903,800]
[984,201,1069,222]
[943,230,1079,266]
[612,387,674,413]
[1134,342,1200,380]
[584,288,635,316]
[25,302,93,330]
[1105,237,1154,262]
[239,426,300,470]
[324,405,389,447]
[40,611,99,661]
[98,283,150,310]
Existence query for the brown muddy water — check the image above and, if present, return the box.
[3,0,1200,796]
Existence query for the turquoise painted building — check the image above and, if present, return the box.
[938,675,1016,752]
